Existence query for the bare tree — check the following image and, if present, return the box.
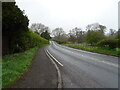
[52,28,68,42]
[68,29,76,43]
[86,23,100,31]
[30,23,50,35]
[109,29,116,36]
[86,23,106,34]
[68,27,85,43]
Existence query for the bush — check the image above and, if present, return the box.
[10,30,49,53]
[86,30,105,45]
[97,39,118,49]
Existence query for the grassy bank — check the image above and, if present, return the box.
[64,44,120,56]
[2,45,45,88]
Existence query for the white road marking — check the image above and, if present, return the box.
[46,50,63,67]
[45,49,62,88]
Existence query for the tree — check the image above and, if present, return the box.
[85,23,106,45]
[86,23,100,31]
[68,30,76,43]
[86,30,105,45]
[99,25,106,34]
[106,29,118,40]
[41,30,51,40]
[86,23,106,34]
[2,2,29,55]
[109,29,116,36]
[2,2,29,36]
[30,23,50,35]
[52,28,68,43]
[68,27,85,43]
[52,28,64,37]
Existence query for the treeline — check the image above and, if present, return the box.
[2,2,48,55]
[52,23,119,49]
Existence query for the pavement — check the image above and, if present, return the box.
[12,46,57,88]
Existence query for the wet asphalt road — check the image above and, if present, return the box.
[47,41,118,88]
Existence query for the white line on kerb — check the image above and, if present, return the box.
[46,50,63,67]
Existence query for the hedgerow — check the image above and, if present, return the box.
[97,39,118,49]
[10,30,49,53]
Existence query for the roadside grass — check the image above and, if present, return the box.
[64,44,120,56]
[2,45,44,88]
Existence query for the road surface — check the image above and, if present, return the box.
[12,47,57,88]
[46,41,118,88]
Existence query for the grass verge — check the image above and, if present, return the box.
[2,45,45,88]
[64,44,120,56]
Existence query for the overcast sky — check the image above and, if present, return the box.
[16,0,119,33]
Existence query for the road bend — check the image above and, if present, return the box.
[46,41,118,88]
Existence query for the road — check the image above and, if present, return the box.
[46,41,118,88]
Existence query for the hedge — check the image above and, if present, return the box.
[97,39,118,49]
[10,30,49,53]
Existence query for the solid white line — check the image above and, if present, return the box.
[45,50,62,88]
[46,50,63,67]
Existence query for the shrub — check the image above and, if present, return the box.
[10,30,49,53]
[86,30,105,45]
[97,39,118,49]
